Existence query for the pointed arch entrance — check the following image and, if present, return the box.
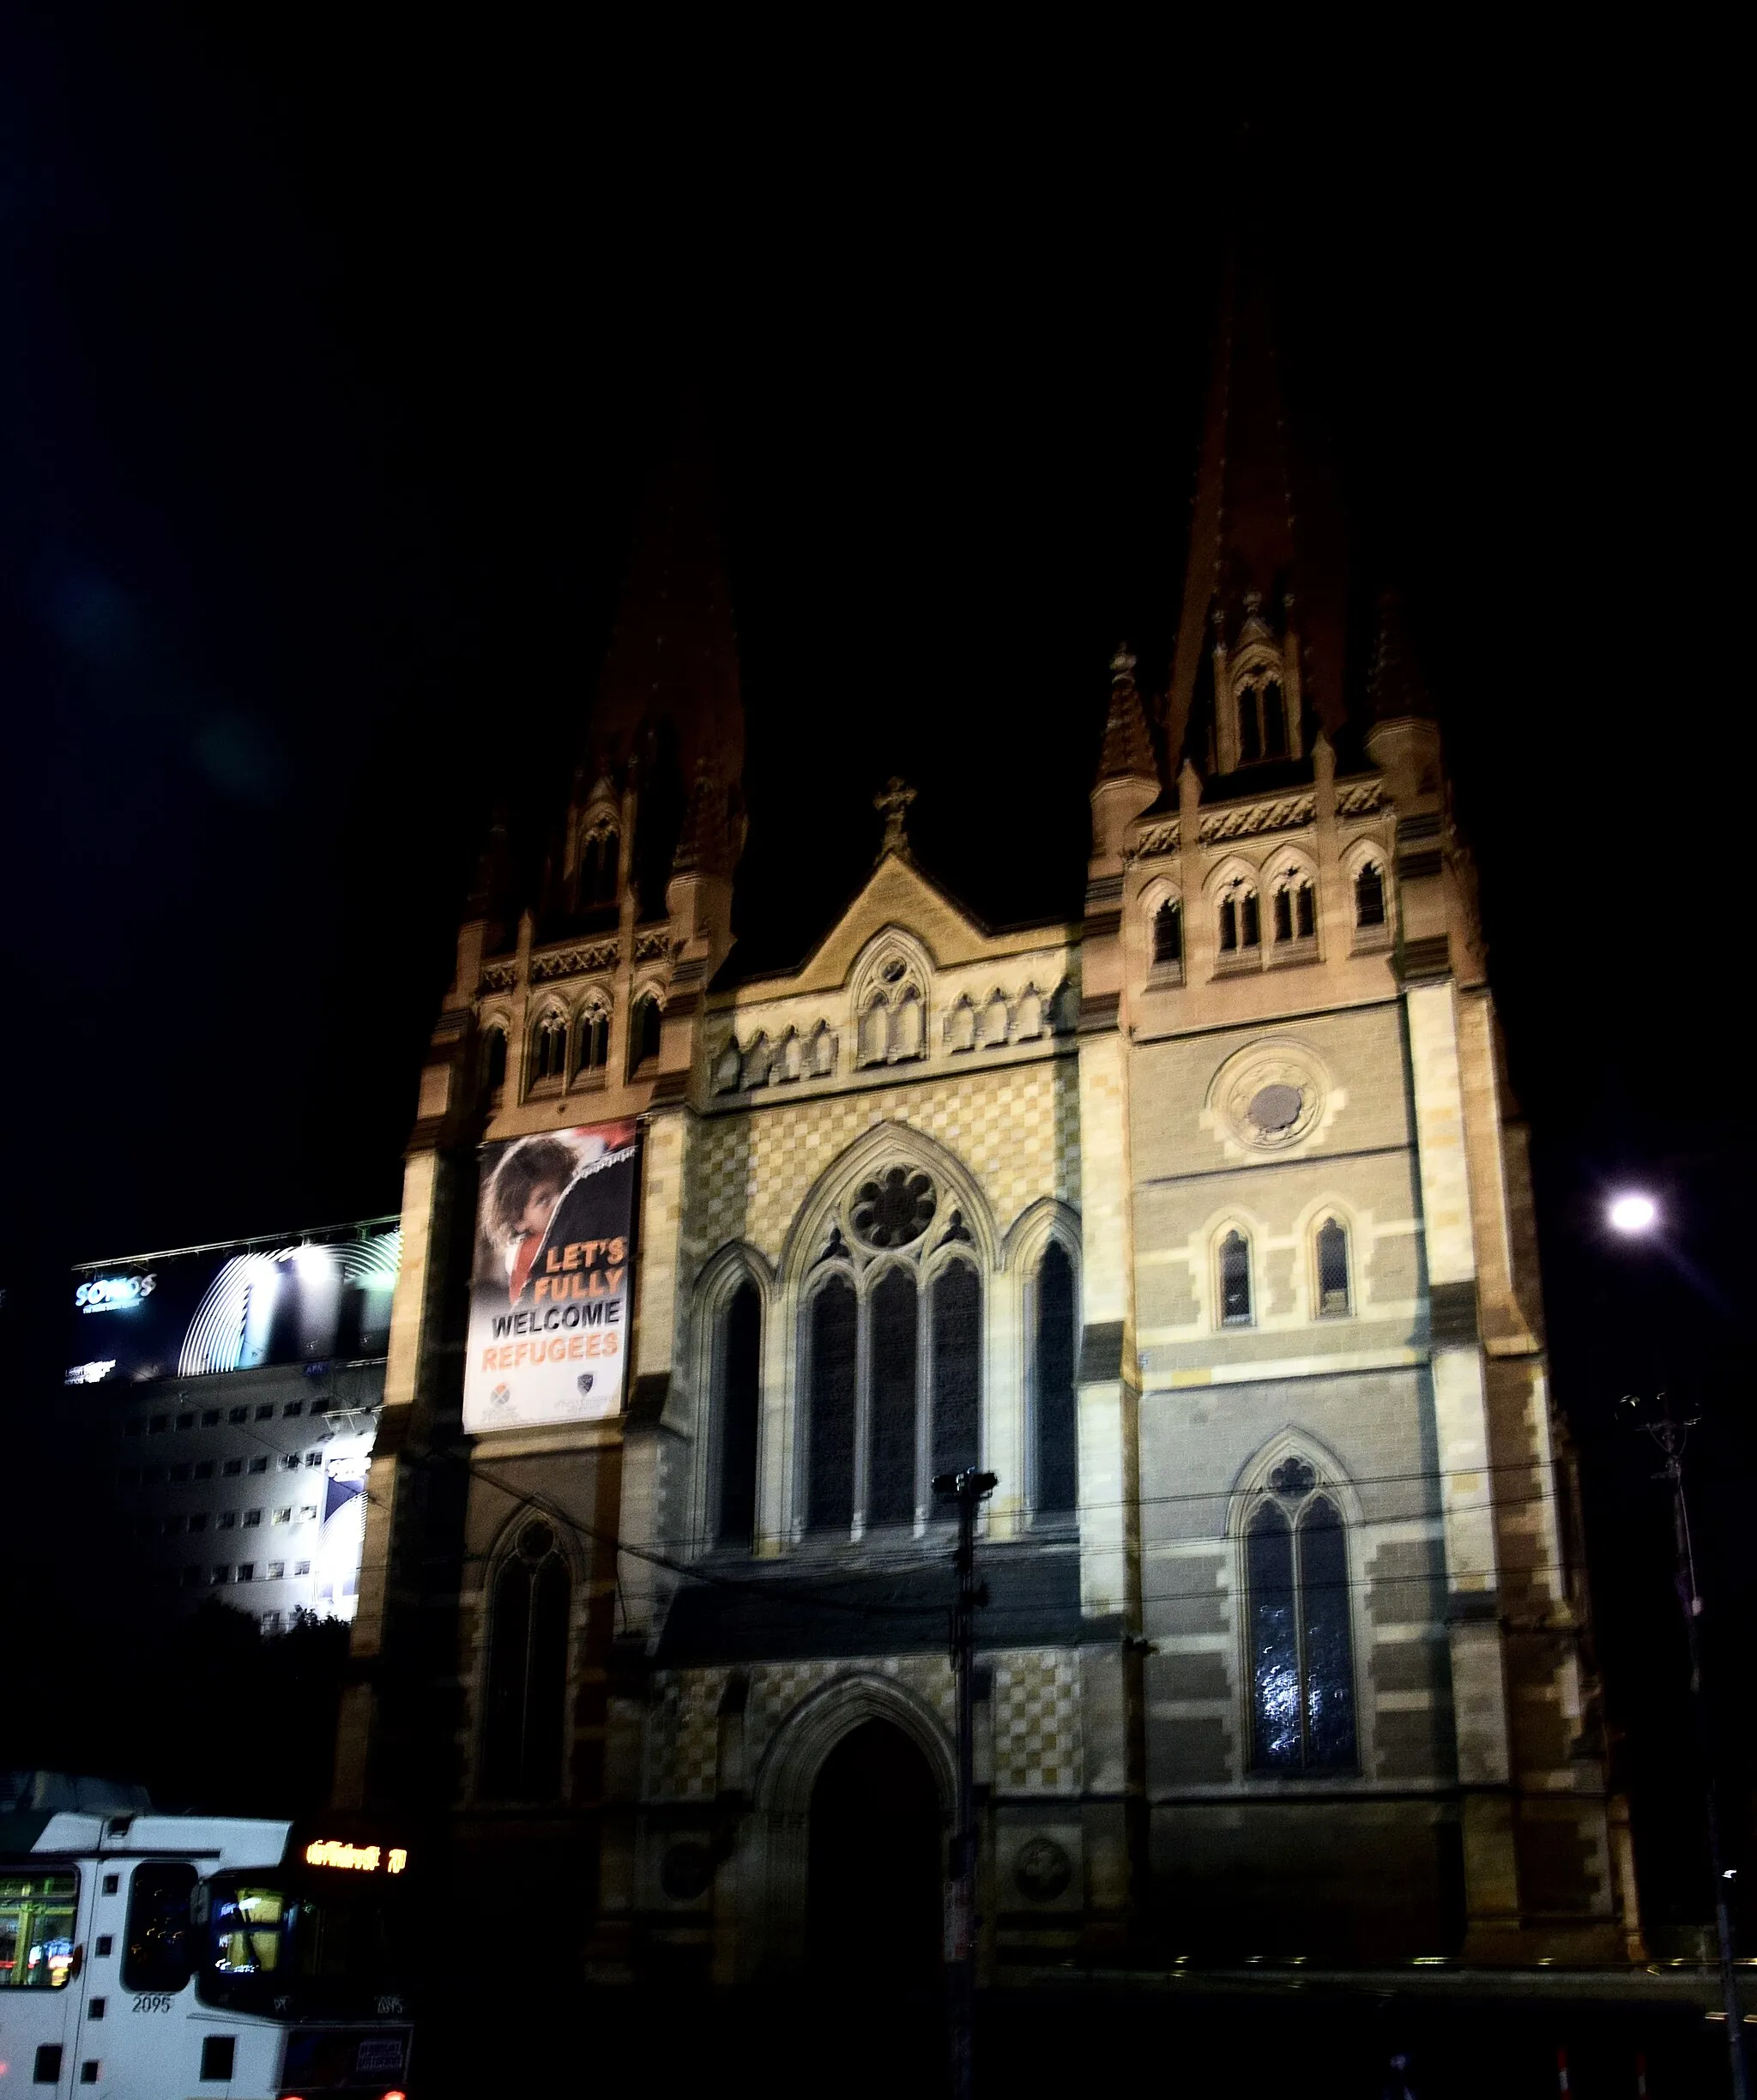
[807,1719,942,1985]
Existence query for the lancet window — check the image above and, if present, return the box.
[482,1025,509,1098]
[1314,1216,1350,1318]
[1217,883,1260,957]
[480,1521,570,1799]
[1218,1228,1253,1325]
[715,1281,762,1548]
[531,1010,569,1084]
[1354,861,1387,929]
[800,1164,987,1537]
[1245,1458,1357,1775]
[628,992,661,1077]
[1032,1240,1078,1518]
[1236,673,1289,765]
[1151,898,1183,970]
[580,824,619,907]
[1271,870,1317,944]
[575,1003,609,1078]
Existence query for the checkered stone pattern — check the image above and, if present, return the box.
[647,1669,728,1799]
[690,1059,1081,1266]
[993,1650,1081,1793]
[744,1654,957,1765]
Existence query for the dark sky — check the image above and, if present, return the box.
[1,14,1749,1927]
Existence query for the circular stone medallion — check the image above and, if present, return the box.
[1208,1039,1331,1155]
[1013,1836,1073,1902]
[660,1840,713,1901]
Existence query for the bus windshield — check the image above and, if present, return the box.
[197,1871,414,2014]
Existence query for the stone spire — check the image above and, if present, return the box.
[1366,588,1435,722]
[670,757,736,878]
[1095,644,1159,788]
[591,400,746,815]
[1163,219,1349,772]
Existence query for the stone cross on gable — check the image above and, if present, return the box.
[874,776,916,858]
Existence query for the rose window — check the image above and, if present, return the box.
[851,1168,936,1250]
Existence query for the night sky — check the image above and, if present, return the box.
[2,16,1748,1935]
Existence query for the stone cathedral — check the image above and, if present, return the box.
[335,269,1641,1984]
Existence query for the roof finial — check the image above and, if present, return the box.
[874,775,916,860]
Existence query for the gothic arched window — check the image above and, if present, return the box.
[858,999,888,1068]
[715,1281,762,1548]
[1246,1461,1357,1774]
[576,1005,609,1077]
[1262,679,1288,758]
[481,1521,570,1799]
[1355,861,1387,929]
[629,993,661,1076]
[1218,884,1259,956]
[1152,899,1183,969]
[930,1259,981,1490]
[532,1011,568,1083]
[1272,877,1316,944]
[582,826,619,907]
[1218,1229,1253,1325]
[482,1025,508,1097]
[868,1269,919,1527]
[806,1276,857,1535]
[1239,682,1263,764]
[1315,1217,1350,1318]
[1034,1241,1078,1518]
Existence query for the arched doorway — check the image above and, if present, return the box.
[807,1718,943,1987]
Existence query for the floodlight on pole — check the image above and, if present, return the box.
[1608,1192,1658,1235]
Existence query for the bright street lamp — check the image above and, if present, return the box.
[1609,1192,1658,1235]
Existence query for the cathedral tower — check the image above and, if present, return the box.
[336,254,1637,1983]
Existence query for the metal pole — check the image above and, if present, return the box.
[935,1465,995,2100]
[1628,1396,1748,2098]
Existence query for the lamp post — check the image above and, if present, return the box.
[1610,1192,1748,2097]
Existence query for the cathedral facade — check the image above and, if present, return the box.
[335,290,1641,1982]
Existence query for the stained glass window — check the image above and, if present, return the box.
[806,1277,857,1534]
[1035,1242,1078,1516]
[716,1281,762,1548]
[931,1261,981,1489]
[1247,1468,1357,1775]
[868,1270,919,1525]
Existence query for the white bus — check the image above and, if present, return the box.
[1,1774,416,2097]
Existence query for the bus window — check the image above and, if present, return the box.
[0,1872,78,1988]
[123,1862,197,1992]
[208,1883,286,1977]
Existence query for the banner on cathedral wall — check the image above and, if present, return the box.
[462,1119,640,1433]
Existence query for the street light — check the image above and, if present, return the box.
[1609,1192,1659,1235]
[1609,1193,1748,2098]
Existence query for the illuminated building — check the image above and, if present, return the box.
[338,317,1638,1977]
[69,1220,396,1632]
